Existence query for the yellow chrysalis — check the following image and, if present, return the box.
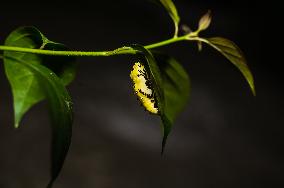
[130,62,159,114]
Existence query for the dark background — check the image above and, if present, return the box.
[0,0,283,188]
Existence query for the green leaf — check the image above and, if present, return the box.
[3,26,75,187]
[154,0,180,36]
[154,53,190,153]
[131,45,190,153]
[42,42,76,86]
[159,0,180,24]
[201,37,255,95]
[3,26,76,127]
[4,55,73,188]
[154,53,190,123]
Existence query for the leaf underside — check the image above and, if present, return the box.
[204,37,255,95]
[154,53,190,153]
[3,26,75,187]
[131,45,190,153]
[4,26,75,127]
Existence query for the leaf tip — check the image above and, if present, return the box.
[160,115,172,156]
[161,137,167,155]
[245,69,256,96]
[46,181,54,188]
[14,122,20,129]
[14,117,22,128]
[250,82,256,96]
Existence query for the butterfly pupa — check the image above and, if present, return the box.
[130,62,159,114]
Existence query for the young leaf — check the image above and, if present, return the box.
[198,10,212,32]
[131,45,190,153]
[159,0,180,23]
[4,55,73,188]
[155,0,180,36]
[3,26,76,128]
[197,41,203,51]
[199,37,255,95]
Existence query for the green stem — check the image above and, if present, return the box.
[173,23,179,38]
[0,34,191,57]
[145,35,187,49]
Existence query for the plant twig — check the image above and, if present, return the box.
[0,34,195,57]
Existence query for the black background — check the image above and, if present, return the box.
[0,0,283,188]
